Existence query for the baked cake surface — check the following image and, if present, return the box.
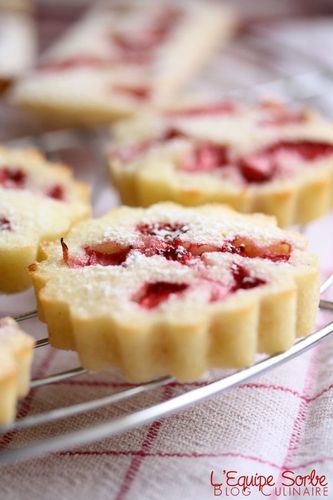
[30,202,320,382]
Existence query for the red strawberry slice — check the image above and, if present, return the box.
[161,128,187,141]
[137,222,189,237]
[181,143,229,172]
[0,216,11,230]
[46,184,65,201]
[165,102,236,118]
[40,55,111,72]
[61,238,131,268]
[0,167,26,189]
[223,237,291,262]
[238,140,333,183]
[134,281,188,309]
[238,154,275,183]
[112,85,151,101]
[231,263,266,291]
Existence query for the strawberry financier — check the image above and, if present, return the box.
[0,147,90,293]
[109,100,333,226]
[11,1,235,125]
[30,203,319,382]
[0,317,35,424]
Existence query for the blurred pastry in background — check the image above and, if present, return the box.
[108,99,333,226]
[10,0,236,125]
[0,0,36,93]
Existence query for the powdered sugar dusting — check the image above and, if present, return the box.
[38,203,313,315]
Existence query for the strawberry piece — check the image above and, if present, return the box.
[161,128,187,141]
[0,216,11,230]
[164,102,236,118]
[0,167,26,189]
[139,236,193,265]
[61,238,131,268]
[134,268,265,309]
[282,141,333,161]
[181,143,229,172]
[238,154,274,183]
[223,237,291,262]
[84,247,131,266]
[263,241,291,262]
[39,55,111,72]
[112,85,151,100]
[46,184,65,201]
[239,141,333,183]
[62,217,292,271]
[231,263,266,291]
[137,223,192,264]
[134,281,188,309]
[137,222,189,237]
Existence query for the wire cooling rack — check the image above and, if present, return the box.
[2,32,333,465]
[0,285,330,465]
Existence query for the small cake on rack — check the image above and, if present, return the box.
[29,203,319,382]
[108,100,333,226]
[0,147,90,293]
[0,317,35,425]
[11,0,235,125]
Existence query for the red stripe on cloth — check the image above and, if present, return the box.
[282,348,319,467]
[59,378,301,393]
[240,383,301,398]
[0,349,56,450]
[115,385,174,500]
[60,449,281,469]
[290,455,333,469]
[270,347,319,500]
[243,382,333,403]
[58,449,333,470]
[56,378,333,403]
[305,383,333,402]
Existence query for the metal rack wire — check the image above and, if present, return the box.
[2,32,333,465]
[0,282,331,465]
